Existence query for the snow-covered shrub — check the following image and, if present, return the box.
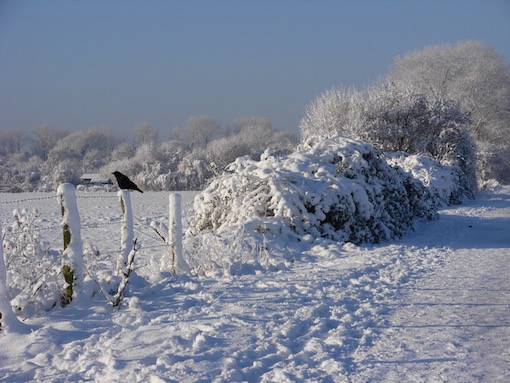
[386,153,466,206]
[2,208,63,315]
[476,142,510,185]
[0,218,29,333]
[184,227,271,276]
[189,136,435,245]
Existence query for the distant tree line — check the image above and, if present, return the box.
[0,117,297,192]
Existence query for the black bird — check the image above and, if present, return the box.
[112,171,143,193]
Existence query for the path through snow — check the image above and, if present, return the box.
[353,188,510,382]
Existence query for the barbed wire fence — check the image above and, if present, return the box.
[1,184,186,309]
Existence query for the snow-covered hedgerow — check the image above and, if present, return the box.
[189,136,436,244]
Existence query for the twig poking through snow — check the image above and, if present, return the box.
[112,238,138,307]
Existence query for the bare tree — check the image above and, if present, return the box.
[31,125,67,160]
[0,129,25,155]
[182,116,221,148]
[134,122,159,147]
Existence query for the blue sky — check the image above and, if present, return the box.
[1,0,509,138]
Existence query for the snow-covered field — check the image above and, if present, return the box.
[1,187,509,382]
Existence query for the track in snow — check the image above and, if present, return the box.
[353,188,510,382]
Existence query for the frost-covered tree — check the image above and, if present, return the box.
[300,82,476,198]
[133,122,159,148]
[299,87,366,141]
[230,117,272,136]
[0,153,43,192]
[3,115,296,192]
[182,116,222,148]
[388,41,510,144]
[476,143,510,186]
[31,125,67,161]
[0,129,25,155]
[301,41,509,184]
[233,117,297,155]
[361,84,473,158]
[44,126,119,188]
[199,117,297,172]
[387,41,510,182]
[110,141,136,162]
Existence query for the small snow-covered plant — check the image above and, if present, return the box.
[184,226,272,276]
[189,136,436,245]
[0,219,29,334]
[2,208,63,315]
[112,239,138,307]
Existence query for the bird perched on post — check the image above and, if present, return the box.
[112,171,143,193]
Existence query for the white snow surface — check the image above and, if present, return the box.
[1,187,509,382]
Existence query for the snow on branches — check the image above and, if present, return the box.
[189,136,437,245]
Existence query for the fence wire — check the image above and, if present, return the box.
[2,191,178,280]
[0,195,55,205]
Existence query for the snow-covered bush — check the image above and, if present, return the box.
[2,195,144,312]
[386,153,466,206]
[184,227,271,276]
[475,142,510,186]
[2,208,63,315]
[189,136,435,245]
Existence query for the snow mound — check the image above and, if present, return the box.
[189,136,436,244]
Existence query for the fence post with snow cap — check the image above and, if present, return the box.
[165,193,189,274]
[116,189,135,275]
[57,183,84,305]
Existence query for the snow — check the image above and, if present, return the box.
[0,219,30,334]
[117,189,134,277]
[57,183,84,300]
[190,137,439,245]
[166,193,189,275]
[386,152,465,205]
[1,186,509,382]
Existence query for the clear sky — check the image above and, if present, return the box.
[1,0,509,138]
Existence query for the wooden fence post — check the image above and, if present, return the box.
[167,193,189,274]
[57,183,83,305]
[116,189,134,275]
